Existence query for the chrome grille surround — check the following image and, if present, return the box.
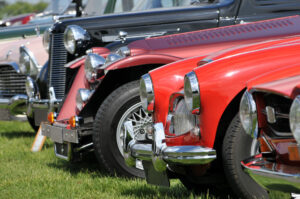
[0,65,26,99]
[49,33,67,99]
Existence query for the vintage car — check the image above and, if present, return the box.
[41,16,300,180]
[28,0,300,129]
[240,67,300,194]
[0,13,35,27]
[0,0,136,126]
[124,34,300,198]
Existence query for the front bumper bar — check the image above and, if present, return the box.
[124,122,216,172]
[0,95,27,121]
[242,154,300,193]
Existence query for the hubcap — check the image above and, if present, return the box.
[116,102,152,170]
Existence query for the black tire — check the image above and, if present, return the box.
[222,114,269,199]
[27,116,39,132]
[93,81,145,178]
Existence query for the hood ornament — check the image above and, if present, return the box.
[119,31,128,43]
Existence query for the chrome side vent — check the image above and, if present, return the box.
[49,33,67,99]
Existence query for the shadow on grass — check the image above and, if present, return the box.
[47,152,109,177]
[0,131,35,139]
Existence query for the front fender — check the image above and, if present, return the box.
[105,54,181,71]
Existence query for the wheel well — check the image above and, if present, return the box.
[211,88,246,170]
[80,64,163,118]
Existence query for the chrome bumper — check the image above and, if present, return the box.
[124,122,216,172]
[242,155,300,193]
[0,95,27,121]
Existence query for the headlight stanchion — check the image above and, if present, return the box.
[184,71,200,114]
[239,91,258,138]
[289,96,300,145]
[140,74,154,112]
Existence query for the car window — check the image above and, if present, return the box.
[43,0,73,15]
[132,0,219,11]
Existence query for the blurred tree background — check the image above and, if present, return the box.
[0,1,48,19]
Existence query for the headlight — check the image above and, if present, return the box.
[76,89,93,111]
[168,98,199,136]
[19,46,39,76]
[85,53,106,83]
[43,28,51,53]
[239,91,258,138]
[289,96,300,145]
[63,25,90,54]
[25,76,37,98]
[140,74,154,112]
[184,71,200,114]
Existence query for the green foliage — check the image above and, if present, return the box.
[0,1,48,19]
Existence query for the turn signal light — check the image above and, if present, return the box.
[69,116,77,128]
[47,112,56,124]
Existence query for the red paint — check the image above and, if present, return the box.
[150,36,300,148]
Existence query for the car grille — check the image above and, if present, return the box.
[49,33,67,100]
[260,93,292,137]
[0,65,26,99]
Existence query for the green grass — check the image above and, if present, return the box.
[0,121,293,199]
[0,121,229,199]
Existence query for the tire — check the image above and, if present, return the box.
[93,81,151,178]
[27,116,39,132]
[222,114,269,199]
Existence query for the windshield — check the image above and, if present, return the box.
[43,0,72,15]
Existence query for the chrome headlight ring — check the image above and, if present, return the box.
[42,28,51,53]
[19,45,40,77]
[76,89,94,111]
[84,53,106,83]
[289,95,300,145]
[140,74,154,112]
[25,76,38,98]
[239,91,258,138]
[64,25,90,54]
[184,71,200,114]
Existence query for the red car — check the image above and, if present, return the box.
[240,67,300,194]
[42,16,300,179]
[125,35,300,198]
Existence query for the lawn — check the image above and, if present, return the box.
[0,121,291,199]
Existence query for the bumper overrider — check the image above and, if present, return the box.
[242,154,300,193]
[124,122,216,184]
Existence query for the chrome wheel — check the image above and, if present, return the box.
[116,102,152,170]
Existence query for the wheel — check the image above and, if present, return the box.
[93,81,152,178]
[27,116,39,132]
[222,114,269,199]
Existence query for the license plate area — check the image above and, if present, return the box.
[142,161,170,187]
[54,142,72,161]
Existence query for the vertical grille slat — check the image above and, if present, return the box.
[49,33,67,100]
[0,66,26,99]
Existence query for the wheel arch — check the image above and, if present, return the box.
[80,64,164,117]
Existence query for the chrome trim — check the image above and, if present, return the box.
[184,71,200,114]
[85,53,105,82]
[54,142,73,161]
[242,155,300,193]
[265,106,276,124]
[0,94,27,121]
[290,96,300,145]
[240,91,258,138]
[125,122,216,172]
[140,74,154,112]
[19,45,40,77]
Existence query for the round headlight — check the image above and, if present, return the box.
[76,89,93,111]
[43,28,51,53]
[64,25,90,54]
[239,91,258,138]
[289,96,300,145]
[25,76,37,98]
[184,71,200,114]
[19,46,39,76]
[85,53,106,83]
[140,74,154,111]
